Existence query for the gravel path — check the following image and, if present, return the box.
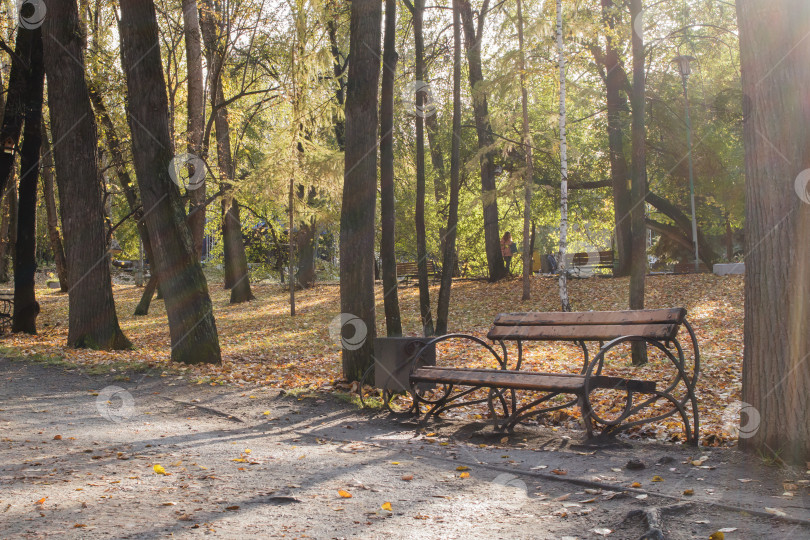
[1,357,808,539]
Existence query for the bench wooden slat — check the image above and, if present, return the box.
[487,323,679,342]
[411,366,656,394]
[493,308,685,327]
[396,261,437,277]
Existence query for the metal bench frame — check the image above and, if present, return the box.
[401,309,700,443]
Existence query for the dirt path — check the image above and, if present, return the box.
[1,357,807,539]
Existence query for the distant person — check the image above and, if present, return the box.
[547,254,559,274]
[501,232,516,272]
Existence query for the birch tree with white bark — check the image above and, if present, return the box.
[556,0,571,312]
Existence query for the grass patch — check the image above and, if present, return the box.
[0,345,76,369]
[334,391,384,409]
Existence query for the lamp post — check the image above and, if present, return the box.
[672,55,699,272]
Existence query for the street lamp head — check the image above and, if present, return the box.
[672,55,696,78]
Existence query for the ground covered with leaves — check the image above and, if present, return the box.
[3,273,744,447]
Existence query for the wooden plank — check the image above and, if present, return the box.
[411,367,587,392]
[493,308,685,326]
[590,376,656,393]
[411,367,655,395]
[487,323,679,341]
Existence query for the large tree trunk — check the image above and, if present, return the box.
[459,0,506,282]
[599,0,632,277]
[87,83,159,314]
[436,0,462,336]
[0,28,33,198]
[556,0,571,312]
[738,0,810,465]
[629,0,648,365]
[340,0,381,381]
[42,2,131,350]
[326,15,347,151]
[13,27,45,334]
[0,181,17,283]
[182,0,207,258]
[200,3,253,304]
[41,127,68,292]
[379,0,402,337]
[410,0,434,337]
[119,0,221,364]
[517,0,533,301]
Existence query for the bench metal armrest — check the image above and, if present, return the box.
[406,333,507,376]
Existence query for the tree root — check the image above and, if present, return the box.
[622,502,692,540]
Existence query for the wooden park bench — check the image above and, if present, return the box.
[406,308,700,443]
[0,291,12,334]
[396,260,438,285]
[569,251,614,277]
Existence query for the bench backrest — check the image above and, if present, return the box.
[396,261,437,275]
[570,251,614,267]
[487,308,686,342]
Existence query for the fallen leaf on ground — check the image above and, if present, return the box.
[338,490,352,498]
[381,502,392,512]
[401,475,413,481]
[459,472,470,479]
[153,464,168,476]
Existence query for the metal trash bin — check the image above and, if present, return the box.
[373,337,436,392]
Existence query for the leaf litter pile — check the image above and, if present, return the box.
[5,274,743,446]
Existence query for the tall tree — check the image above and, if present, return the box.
[379,0,403,337]
[593,0,632,277]
[0,181,17,283]
[40,127,68,292]
[119,0,221,364]
[340,0,381,381]
[0,24,34,198]
[404,0,434,337]
[13,27,44,334]
[87,83,159,315]
[435,0,462,336]
[556,0,571,312]
[516,0,533,301]
[459,0,507,282]
[182,0,207,258]
[42,0,131,349]
[629,0,648,364]
[738,0,810,465]
[199,0,254,304]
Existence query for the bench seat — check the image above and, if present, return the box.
[412,366,656,394]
